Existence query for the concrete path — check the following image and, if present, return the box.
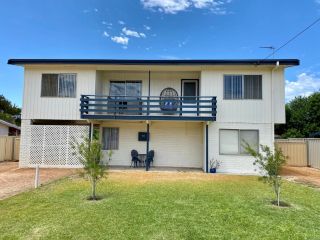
[0,162,76,200]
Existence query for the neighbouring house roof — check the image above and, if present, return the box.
[7,59,300,66]
[0,119,20,130]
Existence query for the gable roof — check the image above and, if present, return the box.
[0,119,20,130]
[7,59,299,66]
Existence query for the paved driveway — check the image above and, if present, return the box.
[0,162,76,200]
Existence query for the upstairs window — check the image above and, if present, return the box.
[224,75,262,99]
[109,81,142,97]
[41,73,76,98]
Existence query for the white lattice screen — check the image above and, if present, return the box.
[19,124,89,168]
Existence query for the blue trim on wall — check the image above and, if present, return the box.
[8,59,300,66]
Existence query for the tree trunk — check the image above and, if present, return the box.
[92,178,96,200]
[277,184,281,206]
[273,179,281,206]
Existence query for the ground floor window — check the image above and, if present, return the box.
[102,127,119,150]
[219,129,259,155]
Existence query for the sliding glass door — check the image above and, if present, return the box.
[109,81,142,98]
[109,81,142,115]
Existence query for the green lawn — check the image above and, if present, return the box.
[0,172,320,240]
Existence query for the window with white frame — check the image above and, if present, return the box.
[224,75,262,99]
[219,129,259,155]
[102,127,119,150]
[41,73,76,97]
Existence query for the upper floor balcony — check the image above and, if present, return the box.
[80,94,217,121]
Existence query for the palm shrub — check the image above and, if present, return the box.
[73,137,107,200]
[244,143,287,206]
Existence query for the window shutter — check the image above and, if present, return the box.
[41,74,58,97]
[244,75,262,99]
[59,74,76,97]
[103,127,119,150]
[232,75,243,99]
[224,75,243,99]
[224,76,232,99]
[240,130,259,154]
[220,129,239,154]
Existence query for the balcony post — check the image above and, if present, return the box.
[147,71,151,116]
[146,120,150,171]
[205,121,209,173]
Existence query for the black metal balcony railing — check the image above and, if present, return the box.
[80,95,217,121]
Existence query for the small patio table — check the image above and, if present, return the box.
[138,154,147,167]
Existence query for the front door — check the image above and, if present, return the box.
[181,79,199,116]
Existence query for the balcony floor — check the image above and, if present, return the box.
[81,114,215,121]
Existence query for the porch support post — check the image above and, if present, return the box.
[205,122,209,173]
[147,70,151,115]
[148,70,151,96]
[146,120,150,171]
[89,122,94,141]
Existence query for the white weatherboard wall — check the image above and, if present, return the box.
[22,67,96,120]
[200,67,283,174]
[101,121,203,168]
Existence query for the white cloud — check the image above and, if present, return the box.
[118,20,125,25]
[285,73,320,102]
[141,0,190,14]
[140,0,231,14]
[103,31,109,37]
[192,0,214,8]
[82,8,99,14]
[144,25,151,30]
[122,27,140,37]
[102,21,113,28]
[178,39,187,47]
[111,36,129,45]
[122,27,146,38]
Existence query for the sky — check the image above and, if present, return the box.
[0,0,320,107]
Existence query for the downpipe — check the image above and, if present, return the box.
[271,61,280,151]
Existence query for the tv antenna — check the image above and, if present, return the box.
[260,46,275,59]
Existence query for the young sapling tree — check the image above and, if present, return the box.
[244,143,287,206]
[73,137,107,200]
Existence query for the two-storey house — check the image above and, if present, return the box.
[8,59,299,173]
